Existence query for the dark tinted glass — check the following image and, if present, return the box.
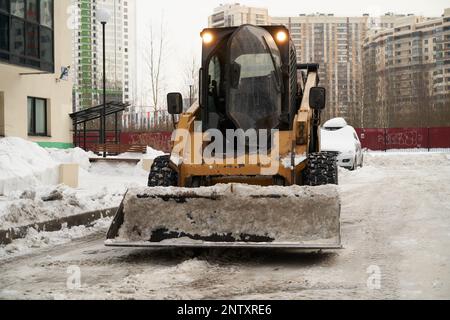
[0,0,9,13]
[26,23,39,57]
[26,0,38,22]
[0,13,8,50]
[40,26,52,62]
[10,17,24,55]
[228,25,282,131]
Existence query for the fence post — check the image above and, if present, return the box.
[428,127,430,152]
[384,128,388,152]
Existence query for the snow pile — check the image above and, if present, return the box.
[323,117,348,129]
[46,147,94,170]
[134,146,166,170]
[0,185,120,229]
[83,161,148,183]
[0,138,59,196]
[146,146,166,159]
[0,153,149,229]
[90,146,166,161]
[365,152,450,168]
[339,152,450,187]
[0,137,155,234]
[0,217,112,259]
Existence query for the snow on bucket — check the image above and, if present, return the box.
[106,184,342,249]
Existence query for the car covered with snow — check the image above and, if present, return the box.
[320,118,363,170]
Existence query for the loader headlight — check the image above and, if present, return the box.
[202,32,214,44]
[276,31,288,43]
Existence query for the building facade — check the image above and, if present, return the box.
[208,4,447,127]
[272,14,370,124]
[72,0,135,111]
[362,9,450,128]
[0,0,73,147]
[208,3,269,28]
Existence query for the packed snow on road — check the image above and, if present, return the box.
[0,138,449,299]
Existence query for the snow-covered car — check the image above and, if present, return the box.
[320,118,364,170]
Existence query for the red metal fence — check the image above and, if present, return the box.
[76,128,450,153]
[356,128,450,151]
[120,132,172,153]
[74,131,173,153]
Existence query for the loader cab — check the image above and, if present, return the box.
[200,25,298,133]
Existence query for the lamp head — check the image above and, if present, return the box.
[97,8,111,24]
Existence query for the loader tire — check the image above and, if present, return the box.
[303,152,339,186]
[148,155,178,187]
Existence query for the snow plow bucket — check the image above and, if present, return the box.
[106,184,342,249]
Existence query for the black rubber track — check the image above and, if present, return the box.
[147,155,178,187]
[303,152,339,186]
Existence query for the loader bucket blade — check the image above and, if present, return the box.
[106,184,342,249]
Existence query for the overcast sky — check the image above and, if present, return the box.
[136,0,448,103]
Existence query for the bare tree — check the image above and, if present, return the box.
[142,15,167,112]
[183,54,200,107]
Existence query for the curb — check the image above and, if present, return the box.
[0,207,118,246]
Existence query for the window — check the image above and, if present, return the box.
[10,17,24,63]
[26,22,38,57]
[27,97,47,136]
[0,0,9,12]
[26,0,37,21]
[39,0,51,27]
[0,0,54,72]
[0,13,8,53]
[10,0,24,17]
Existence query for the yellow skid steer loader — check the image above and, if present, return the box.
[106,25,342,249]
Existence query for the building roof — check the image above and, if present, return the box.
[69,102,130,125]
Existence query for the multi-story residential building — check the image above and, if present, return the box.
[362,8,450,128]
[209,3,270,28]
[369,12,417,30]
[208,4,443,126]
[271,14,370,124]
[0,0,73,148]
[72,0,135,111]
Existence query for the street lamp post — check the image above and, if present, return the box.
[188,80,194,108]
[97,8,111,158]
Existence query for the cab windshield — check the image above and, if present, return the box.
[228,25,282,131]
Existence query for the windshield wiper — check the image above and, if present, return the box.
[262,36,282,90]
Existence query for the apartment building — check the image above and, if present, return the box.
[271,14,370,123]
[0,0,73,148]
[208,5,411,125]
[362,9,450,128]
[72,0,136,111]
[208,3,270,28]
[208,4,447,127]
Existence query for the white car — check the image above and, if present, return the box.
[320,118,364,170]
